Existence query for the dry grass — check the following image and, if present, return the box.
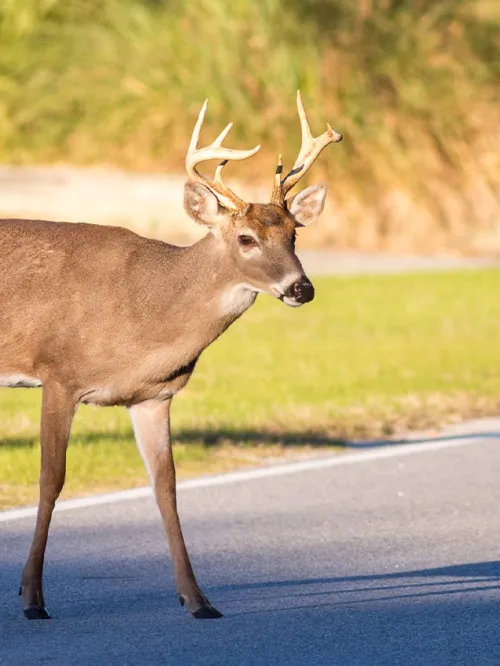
[0,1,499,252]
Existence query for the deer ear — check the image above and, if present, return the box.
[287,183,327,227]
[184,181,225,227]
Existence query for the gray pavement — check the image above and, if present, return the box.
[1,428,500,665]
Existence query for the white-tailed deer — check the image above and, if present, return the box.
[0,92,341,620]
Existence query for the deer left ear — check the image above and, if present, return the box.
[287,183,327,227]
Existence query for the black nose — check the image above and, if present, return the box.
[290,278,315,304]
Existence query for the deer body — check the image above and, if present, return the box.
[1,93,342,620]
[0,219,259,405]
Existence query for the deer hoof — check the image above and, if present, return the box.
[24,606,52,620]
[192,605,223,619]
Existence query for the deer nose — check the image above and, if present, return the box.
[289,278,315,304]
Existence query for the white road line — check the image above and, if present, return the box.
[0,435,486,524]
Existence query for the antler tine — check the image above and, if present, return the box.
[296,91,313,161]
[214,159,227,182]
[270,154,283,205]
[186,100,261,212]
[188,99,208,154]
[213,123,233,147]
[273,91,342,206]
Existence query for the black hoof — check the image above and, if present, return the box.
[192,606,223,619]
[24,606,52,620]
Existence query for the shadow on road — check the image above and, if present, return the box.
[1,577,499,666]
[1,553,499,665]
[2,558,499,619]
[213,560,500,611]
[216,559,500,591]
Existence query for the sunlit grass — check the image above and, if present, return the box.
[2,269,500,509]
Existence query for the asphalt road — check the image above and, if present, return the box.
[1,428,499,666]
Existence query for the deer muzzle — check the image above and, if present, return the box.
[283,277,315,306]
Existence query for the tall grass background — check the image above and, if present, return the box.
[0,0,499,252]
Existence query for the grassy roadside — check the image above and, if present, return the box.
[2,268,500,510]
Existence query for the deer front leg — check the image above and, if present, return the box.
[20,382,76,619]
[128,398,222,619]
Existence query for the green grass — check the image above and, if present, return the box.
[0,1,499,251]
[2,269,500,510]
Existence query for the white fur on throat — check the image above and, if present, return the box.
[219,284,257,317]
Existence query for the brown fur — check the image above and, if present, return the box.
[0,218,279,404]
[1,179,326,620]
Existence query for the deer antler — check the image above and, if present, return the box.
[186,100,261,212]
[270,91,342,206]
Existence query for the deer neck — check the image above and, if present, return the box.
[189,232,257,315]
[154,233,257,354]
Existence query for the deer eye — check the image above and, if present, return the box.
[238,234,258,248]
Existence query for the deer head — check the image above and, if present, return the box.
[184,92,342,307]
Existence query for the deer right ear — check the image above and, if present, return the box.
[184,181,225,227]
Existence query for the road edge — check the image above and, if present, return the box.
[0,434,486,524]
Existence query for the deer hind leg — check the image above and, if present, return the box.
[128,398,222,619]
[20,382,76,620]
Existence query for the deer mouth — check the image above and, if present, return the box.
[270,287,307,308]
[283,296,304,308]
[270,285,285,300]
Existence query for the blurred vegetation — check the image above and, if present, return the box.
[2,268,500,508]
[0,0,499,251]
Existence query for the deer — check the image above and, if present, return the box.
[0,92,342,620]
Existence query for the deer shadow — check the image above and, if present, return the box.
[2,425,500,450]
[213,559,500,599]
